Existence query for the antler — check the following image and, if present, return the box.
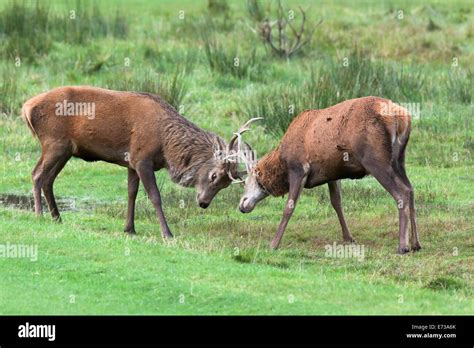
[224,117,263,183]
[227,168,246,184]
[226,117,263,154]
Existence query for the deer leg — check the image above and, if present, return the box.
[41,151,71,222]
[32,156,44,216]
[135,160,173,239]
[328,180,355,243]
[124,168,139,234]
[270,170,307,250]
[393,139,420,251]
[362,159,411,254]
[406,181,420,251]
[394,161,421,251]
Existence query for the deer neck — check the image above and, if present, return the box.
[255,147,289,197]
[163,117,225,187]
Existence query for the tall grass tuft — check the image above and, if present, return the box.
[0,1,52,61]
[105,67,189,111]
[60,2,128,44]
[0,66,20,115]
[247,0,266,22]
[446,69,473,104]
[170,9,234,41]
[206,0,234,32]
[0,0,129,62]
[202,31,260,80]
[208,0,230,16]
[152,48,198,76]
[242,50,431,137]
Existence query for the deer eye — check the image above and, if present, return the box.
[210,172,217,182]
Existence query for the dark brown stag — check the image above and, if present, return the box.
[239,96,421,254]
[22,86,258,238]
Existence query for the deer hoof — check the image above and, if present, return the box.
[411,244,422,252]
[343,237,356,244]
[124,228,136,235]
[163,231,174,239]
[397,247,410,255]
[269,241,280,250]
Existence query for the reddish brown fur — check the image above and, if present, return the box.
[22,86,235,237]
[254,147,288,196]
[23,87,225,179]
[256,97,411,194]
[249,96,420,253]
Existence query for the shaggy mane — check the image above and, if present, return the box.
[135,92,227,187]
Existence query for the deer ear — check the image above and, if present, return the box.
[212,141,225,161]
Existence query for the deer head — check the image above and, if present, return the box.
[194,118,262,208]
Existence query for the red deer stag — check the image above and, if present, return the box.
[22,86,258,238]
[239,96,421,254]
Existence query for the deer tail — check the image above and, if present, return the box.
[21,102,38,137]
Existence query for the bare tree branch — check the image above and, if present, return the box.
[255,1,320,59]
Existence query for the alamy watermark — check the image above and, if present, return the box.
[55,100,96,120]
[380,101,421,120]
[0,242,38,261]
[324,242,365,262]
[18,322,55,341]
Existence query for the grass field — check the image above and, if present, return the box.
[0,0,472,314]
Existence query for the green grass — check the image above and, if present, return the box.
[0,171,472,315]
[242,49,472,136]
[202,31,261,80]
[0,0,128,65]
[0,0,473,315]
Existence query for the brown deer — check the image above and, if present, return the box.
[21,86,258,238]
[239,96,421,254]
